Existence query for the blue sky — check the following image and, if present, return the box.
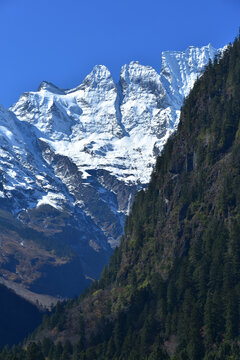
[0,0,239,107]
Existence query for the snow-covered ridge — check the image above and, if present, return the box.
[0,44,220,250]
[0,44,223,299]
[11,44,220,186]
[161,43,218,107]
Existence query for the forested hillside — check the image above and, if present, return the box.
[2,34,240,359]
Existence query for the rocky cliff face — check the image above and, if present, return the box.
[0,44,219,300]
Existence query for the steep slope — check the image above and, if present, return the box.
[9,45,218,247]
[0,45,218,302]
[0,107,110,300]
[15,36,240,360]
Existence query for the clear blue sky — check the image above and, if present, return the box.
[0,0,239,107]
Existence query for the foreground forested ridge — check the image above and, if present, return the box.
[3,34,240,359]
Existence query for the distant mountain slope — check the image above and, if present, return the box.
[0,45,218,301]
[17,36,240,359]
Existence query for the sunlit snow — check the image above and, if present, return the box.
[0,44,220,214]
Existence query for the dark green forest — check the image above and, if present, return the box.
[3,33,240,359]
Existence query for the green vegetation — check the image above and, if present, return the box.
[2,33,240,359]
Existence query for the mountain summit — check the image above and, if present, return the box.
[11,44,218,185]
[0,44,219,301]
[21,37,240,359]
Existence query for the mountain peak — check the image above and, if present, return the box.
[160,44,219,105]
[37,81,65,94]
[89,64,112,80]
[0,43,222,313]
[10,44,219,186]
[129,60,140,66]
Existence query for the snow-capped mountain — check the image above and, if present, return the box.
[0,44,219,300]
[11,44,219,185]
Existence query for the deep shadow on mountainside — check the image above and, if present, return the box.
[3,34,240,359]
[0,284,44,347]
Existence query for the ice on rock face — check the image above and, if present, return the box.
[120,61,166,135]
[10,45,219,187]
[12,65,124,141]
[11,91,77,140]
[160,44,218,107]
[68,65,125,138]
[0,105,72,214]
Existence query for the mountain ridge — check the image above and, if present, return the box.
[19,37,240,359]
[0,44,220,302]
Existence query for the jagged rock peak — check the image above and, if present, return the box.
[66,65,115,96]
[38,81,66,95]
[79,64,114,88]
[90,64,112,79]
[10,43,220,186]
[161,43,217,62]
[120,60,165,100]
[120,60,161,81]
[160,43,219,106]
